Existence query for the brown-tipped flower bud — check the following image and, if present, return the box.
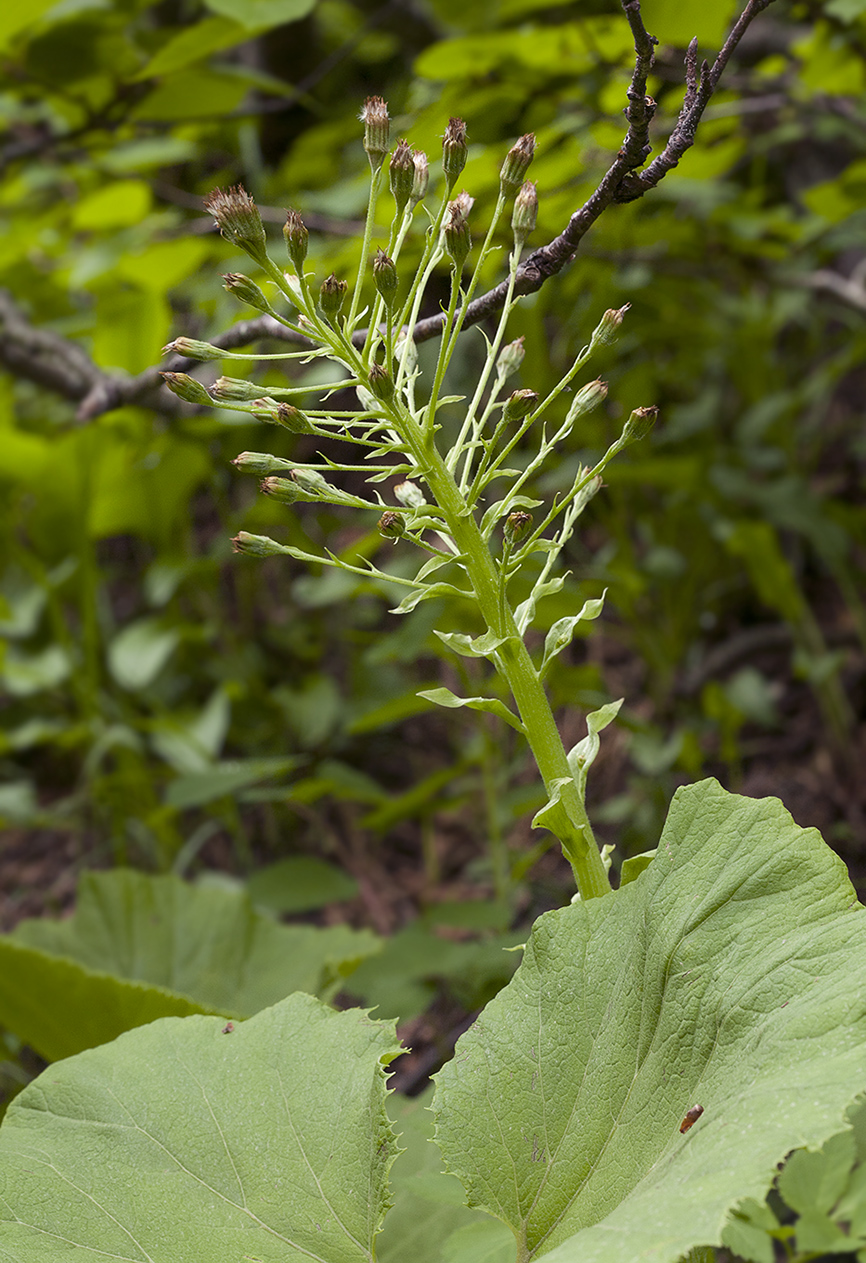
[442,117,468,191]
[283,209,308,272]
[222,273,273,313]
[368,361,394,402]
[318,273,347,321]
[251,399,315,432]
[411,150,429,205]
[500,133,535,198]
[204,185,269,265]
[162,337,224,362]
[496,336,525,380]
[566,379,608,423]
[503,388,539,422]
[443,200,471,270]
[622,405,658,444]
[211,376,264,401]
[232,451,293,476]
[232,531,288,557]
[378,510,406,539]
[361,95,390,170]
[394,480,426,509]
[373,249,398,307]
[389,139,415,216]
[504,511,533,545]
[592,304,630,347]
[161,372,212,406]
[261,476,302,504]
[512,180,538,245]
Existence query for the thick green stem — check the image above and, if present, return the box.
[384,404,612,899]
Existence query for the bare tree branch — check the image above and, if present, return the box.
[0,0,779,421]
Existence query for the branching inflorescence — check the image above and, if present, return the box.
[158,2,777,900]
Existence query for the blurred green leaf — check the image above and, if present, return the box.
[107,616,180,690]
[203,0,318,29]
[5,869,382,1058]
[247,856,358,913]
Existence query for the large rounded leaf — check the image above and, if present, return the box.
[2,870,380,1060]
[0,993,401,1262]
[433,779,866,1263]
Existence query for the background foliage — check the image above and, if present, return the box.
[1,0,866,1163]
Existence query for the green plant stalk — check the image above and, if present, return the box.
[348,162,384,329]
[378,394,612,899]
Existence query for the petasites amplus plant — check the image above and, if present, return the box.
[3,6,866,1263]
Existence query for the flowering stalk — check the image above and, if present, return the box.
[163,102,659,902]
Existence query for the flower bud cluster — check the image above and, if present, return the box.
[512,181,538,247]
[378,511,406,539]
[566,379,608,424]
[232,531,288,557]
[443,199,471,270]
[222,273,273,314]
[251,400,315,433]
[592,305,631,348]
[318,274,347,321]
[389,139,415,216]
[503,389,539,423]
[204,186,269,266]
[442,117,468,191]
[161,372,212,406]
[283,209,308,272]
[361,96,390,170]
[496,337,525,381]
[500,134,535,197]
[621,405,658,444]
[373,250,398,307]
[161,338,224,361]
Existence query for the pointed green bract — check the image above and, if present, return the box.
[2,870,380,1059]
[433,779,866,1263]
[0,994,401,1262]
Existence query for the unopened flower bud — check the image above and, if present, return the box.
[378,511,406,539]
[211,376,264,401]
[512,180,538,245]
[442,117,468,191]
[373,249,398,307]
[361,95,390,170]
[318,273,347,321]
[411,150,429,205]
[368,362,394,402]
[389,139,415,216]
[222,273,273,313]
[496,336,525,380]
[622,405,658,444]
[232,531,288,556]
[261,476,302,504]
[443,200,471,270]
[500,133,535,197]
[504,511,533,545]
[290,467,331,495]
[592,304,630,347]
[204,186,269,265]
[394,480,426,508]
[162,337,224,361]
[232,451,293,476]
[566,379,608,423]
[161,372,212,406]
[283,209,308,272]
[503,389,539,422]
[252,399,315,432]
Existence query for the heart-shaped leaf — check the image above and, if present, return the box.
[433,779,866,1263]
[2,869,380,1059]
[0,993,401,1261]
